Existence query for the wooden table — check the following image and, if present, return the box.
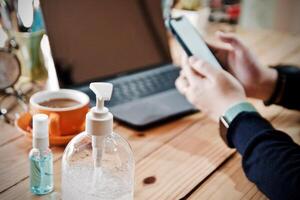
[1,18,300,200]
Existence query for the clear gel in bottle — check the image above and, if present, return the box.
[61,83,135,200]
[29,114,54,195]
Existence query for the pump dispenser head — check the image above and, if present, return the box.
[90,82,113,112]
[32,114,49,150]
[86,82,114,137]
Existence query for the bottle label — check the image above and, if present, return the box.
[29,154,54,194]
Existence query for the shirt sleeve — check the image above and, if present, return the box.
[265,65,300,110]
[227,112,300,200]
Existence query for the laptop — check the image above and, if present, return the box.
[40,0,196,129]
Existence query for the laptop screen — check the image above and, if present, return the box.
[41,0,172,87]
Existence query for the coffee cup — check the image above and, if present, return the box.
[30,89,89,136]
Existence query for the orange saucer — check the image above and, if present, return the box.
[15,112,82,146]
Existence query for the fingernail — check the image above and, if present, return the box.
[216,31,225,37]
[189,56,198,64]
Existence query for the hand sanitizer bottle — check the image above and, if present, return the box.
[29,114,54,195]
[61,82,135,200]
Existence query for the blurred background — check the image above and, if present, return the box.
[3,0,300,74]
[172,0,300,33]
[2,0,300,47]
[0,0,300,123]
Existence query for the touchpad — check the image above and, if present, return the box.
[110,89,195,128]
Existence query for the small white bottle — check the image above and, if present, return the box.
[61,82,135,200]
[29,114,54,195]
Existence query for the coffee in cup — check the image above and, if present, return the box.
[39,98,81,108]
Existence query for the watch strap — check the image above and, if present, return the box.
[264,68,286,106]
[224,102,257,124]
[219,102,257,146]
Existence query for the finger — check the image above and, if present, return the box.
[181,53,189,69]
[181,53,200,84]
[182,59,200,85]
[185,89,197,106]
[181,52,188,60]
[189,56,219,80]
[207,41,232,53]
[216,31,242,48]
[180,69,184,76]
[175,75,189,95]
[179,70,187,80]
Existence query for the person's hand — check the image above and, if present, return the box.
[208,32,278,101]
[176,56,246,121]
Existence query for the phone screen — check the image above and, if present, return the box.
[169,16,222,69]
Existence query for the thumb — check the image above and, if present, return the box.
[189,57,219,80]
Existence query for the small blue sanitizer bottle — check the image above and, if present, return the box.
[29,114,54,195]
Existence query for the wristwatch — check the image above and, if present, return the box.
[219,102,257,146]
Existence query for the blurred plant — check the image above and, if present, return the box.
[180,0,202,10]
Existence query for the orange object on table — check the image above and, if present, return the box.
[15,112,82,146]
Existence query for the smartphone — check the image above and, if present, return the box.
[167,16,222,69]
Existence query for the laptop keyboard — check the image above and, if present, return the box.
[79,64,180,107]
[109,65,180,106]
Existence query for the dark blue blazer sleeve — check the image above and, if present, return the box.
[272,65,300,110]
[227,112,300,200]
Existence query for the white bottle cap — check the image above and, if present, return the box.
[86,82,113,136]
[32,114,49,150]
